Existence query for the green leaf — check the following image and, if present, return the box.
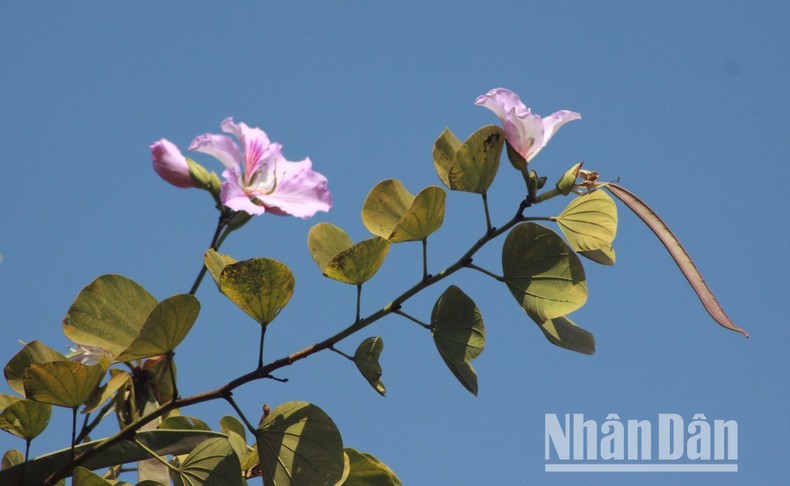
[73,467,113,486]
[343,448,402,486]
[159,416,211,431]
[0,394,20,411]
[606,183,749,337]
[433,125,504,193]
[218,258,295,325]
[307,222,355,271]
[579,246,616,266]
[324,238,390,285]
[4,341,65,396]
[361,179,446,242]
[256,401,344,486]
[82,369,130,414]
[203,249,237,289]
[502,223,588,322]
[114,294,201,362]
[23,358,107,408]
[556,190,618,265]
[537,316,595,355]
[173,437,242,486]
[0,429,226,485]
[63,275,158,359]
[219,415,250,465]
[430,286,486,396]
[1,449,23,470]
[0,399,52,440]
[353,337,386,396]
[144,354,178,404]
[308,223,390,285]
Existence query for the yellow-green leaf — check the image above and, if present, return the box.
[172,437,242,486]
[502,223,588,322]
[1,449,23,470]
[361,179,414,239]
[307,223,391,286]
[73,467,113,486]
[353,337,386,396]
[0,394,20,411]
[307,223,354,272]
[114,294,200,362]
[556,190,618,265]
[537,316,595,355]
[203,249,237,289]
[82,369,130,414]
[430,286,485,396]
[4,341,65,396]
[343,448,402,486]
[433,125,504,193]
[219,258,295,325]
[219,415,250,465]
[0,429,226,485]
[256,401,344,486]
[0,399,52,440]
[63,275,158,359]
[361,179,446,242]
[579,246,616,265]
[23,358,108,408]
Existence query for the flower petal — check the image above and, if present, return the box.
[474,88,530,119]
[255,156,332,219]
[541,110,582,146]
[220,168,267,215]
[220,118,272,176]
[188,133,242,170]
[509,112,546,161]
[150,139,197,188]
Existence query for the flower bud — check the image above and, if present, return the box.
[555,162,583,195]
[151,139,200,189]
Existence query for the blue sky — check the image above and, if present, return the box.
[1,1,787,485]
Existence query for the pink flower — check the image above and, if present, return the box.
[475,88,581,163]
[189,118,332,218]
[150,139,199,188]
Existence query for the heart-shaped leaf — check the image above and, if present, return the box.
[536,316,595,355]
[256,401,344,486]
[502,223,587,322]
[344,448,402,486]
[4,341,65,396]
[23,358,108,408]
[172,437,242,486]
[203,249,237,288]
[361,179,446,242]
[114,294,200,362]
[556,190,618,265]
[217,258,295,325]
[0,399,52,440]
[63,275,158,359]
[353,337,386,396]
[433,125,504,193]
[1,449,24,470]
[579,246,616,266]
[82,369,130,414]
[431,286,486,396]
[219,415,250,464]
[308,223,390,285]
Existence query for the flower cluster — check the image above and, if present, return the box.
[151,118,331,219]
